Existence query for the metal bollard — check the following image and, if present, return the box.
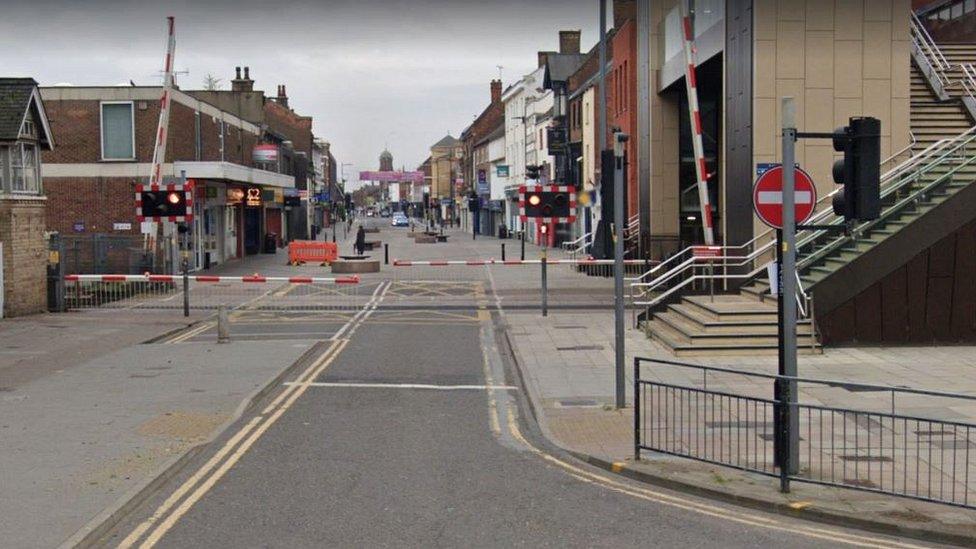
[217,304,230,343]
[501,243,506,261]
[520,231,525,261]
[182,259,189,318]
[541,254,548,317]
[384,243,389,265]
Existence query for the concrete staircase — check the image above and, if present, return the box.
[645,293,820,357]
[643,49,976,357]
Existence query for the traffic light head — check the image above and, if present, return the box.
[831,117,881,222]
[526,165,540,181]
[140,189,189,219]
[522,189,572,219]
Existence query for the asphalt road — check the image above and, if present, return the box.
[103,277,932,548]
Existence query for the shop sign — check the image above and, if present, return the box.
[261,189,276,203]
[274,189,284,204]
[245,187,262,207]
[227,188,245,204]
[496,165,510,178]
[253,144,279,164]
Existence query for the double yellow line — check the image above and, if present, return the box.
[120,339,348,548]
[164,321,214,344]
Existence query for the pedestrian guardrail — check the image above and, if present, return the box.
[635,357,976,509]
[63,273,361,313]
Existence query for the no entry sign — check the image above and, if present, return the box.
[752,165,817,229]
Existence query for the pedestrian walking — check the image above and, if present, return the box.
[354,225,366,256]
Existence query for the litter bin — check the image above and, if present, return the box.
[263,232,278,254]
[498,224,508,239]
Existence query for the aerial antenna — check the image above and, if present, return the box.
[496,65,504,81]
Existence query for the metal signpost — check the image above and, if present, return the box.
[613,131,628,409]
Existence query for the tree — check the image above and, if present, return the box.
[202,73,222,91]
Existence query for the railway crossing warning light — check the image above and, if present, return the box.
[139,189,189,218]
[831,117,881,222]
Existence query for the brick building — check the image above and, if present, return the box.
[459,80,505,232]
[0,78,55,317]
[40,84,293,273]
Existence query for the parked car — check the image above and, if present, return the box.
[380,209,391,218]
[391,213,409,227]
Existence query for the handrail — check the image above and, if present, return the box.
[911,13,951,77]
[562,230,592,251]
[628,126,976,308]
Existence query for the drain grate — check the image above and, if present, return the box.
[557,399,600,408]
[843,478,878,488]
[839,455,893,463]
[706,421,772,429]
[556,345,604,351]
[553,325,586,329]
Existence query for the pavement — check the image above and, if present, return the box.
[2,218,973,547]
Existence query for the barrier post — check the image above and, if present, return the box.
[501,243,506,261]
[520,231,525,261]
[217,304,230,343]
[541,252,548,317]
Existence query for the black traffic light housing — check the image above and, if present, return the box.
[526,164,540,180]
[831,116,881,222]
[140,189,189,218]
[467,191,480,211]
[523,190,572,219]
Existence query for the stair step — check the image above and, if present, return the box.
[646,319,822,357]
[682,295,778,322]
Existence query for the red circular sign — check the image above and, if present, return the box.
[752,166,817,229]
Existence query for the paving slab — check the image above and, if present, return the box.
[501,309,976,544]
[0,338,316,548]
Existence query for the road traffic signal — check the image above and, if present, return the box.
[526,164,540,181]
[139,189,189,218]
[831,117,881,222]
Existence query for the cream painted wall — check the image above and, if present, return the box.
[752,0,911,236]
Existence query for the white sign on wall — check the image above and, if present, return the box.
[113,222,132,231]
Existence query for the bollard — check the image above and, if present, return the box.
[182,259,189,318]
[520,231,525,261]
[217,304,230,343]
[384,243,389,265]
[541,254,548,317]
[501,243,506,261]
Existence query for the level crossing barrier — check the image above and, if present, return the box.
[635,357,976,509]
[388,257,652,311]
[288,241,338,266]
[63,273,361,312]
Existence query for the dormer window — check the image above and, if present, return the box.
[21,119,36,139]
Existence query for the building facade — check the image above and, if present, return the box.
[0,78,55,317]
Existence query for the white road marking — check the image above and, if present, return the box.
[286,381,517,391]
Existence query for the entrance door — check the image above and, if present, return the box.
[244,207,261,255]
[266,209,282,248]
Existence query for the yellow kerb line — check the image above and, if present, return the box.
[133,339,349,548]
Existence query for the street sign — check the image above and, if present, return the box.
[692,245,722,260]
[752,165,817,229]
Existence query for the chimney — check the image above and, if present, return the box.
[490,79,502,104]
[559,30,581,55]
[613,0,636,28]
[231,65,254,92]
[277,84,288,108]
[538,50,556,68]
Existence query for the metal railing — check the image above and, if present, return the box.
[628,126,976,315]
[635,357,976,509]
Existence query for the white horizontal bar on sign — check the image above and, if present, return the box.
[756,191,814,205]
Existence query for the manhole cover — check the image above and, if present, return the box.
[557,399,600,408]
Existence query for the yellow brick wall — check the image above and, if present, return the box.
[648,0,681,248]
[752,0,911,237]
[0,198,48,317]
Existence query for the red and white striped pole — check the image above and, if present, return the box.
[680,2,715,245]
[149,16,175,191]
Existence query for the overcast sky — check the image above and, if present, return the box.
[1,0,601,187]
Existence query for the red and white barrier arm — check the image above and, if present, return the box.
[392,259,655,266]
[680,1,715,246]
[65,274,361,285]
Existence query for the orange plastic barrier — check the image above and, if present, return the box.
[288,241,338,266]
